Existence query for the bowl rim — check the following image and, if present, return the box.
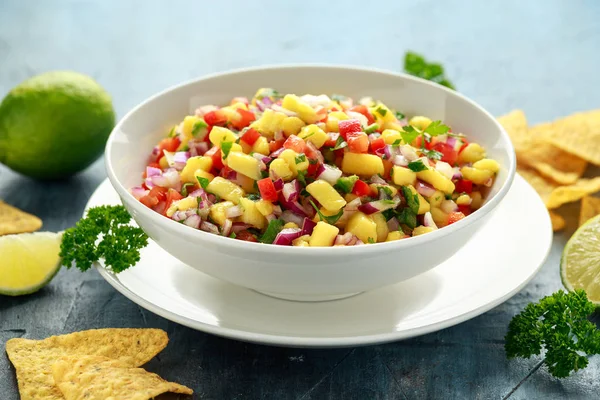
[105,63,516,255]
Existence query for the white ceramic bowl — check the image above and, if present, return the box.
[105,65,516,301]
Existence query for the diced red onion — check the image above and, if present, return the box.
[174,151,190,164]
[281,210,305,226]
[131,186,149,200]
[195,105,218,117]
[435,161,454,180]
[370,175,387,185]
[151,170,181,189]
[163,151,187,170]
[316,164,342,185]
[151,146,161,158]
[227,170,238,181]
[273,228,303,246]
[346,111,368,127]
[392,154,409,167]
[252,153,268,170]
[354,239,365,245]
[183,214,201,229]
[261,97,274,107]
[358,197,400,215]
[423,212,438,229]
[416,181,436,197]
[198,207,210,219]
[207,194,217,203]
[387,217,400,231]
[441,199,458,214]
[282,181,300,202]
[301,218,317,236]
[189,188,210,204]
[232,222,252,234]
[306,142,324,164]
[368,133,380,142]
[200,221,219,235]
[171,210,188,222]
[270,147,285,158]
[335,232,354,245]
[270,104,297,117]
[146,166,162,177]
[221,219,233,236]
[279,194,307,216]
[384,145,399,160]
[188,140,209,157]
[345,197,362,211]
[256,100,267,112]
[400,145,418,161]
[452,168,462,180]
[225,205,243,219]
[273,179,284,191]
[446,136,457,147]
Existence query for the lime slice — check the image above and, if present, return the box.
[0,232,62,296]
[561,214,600,305]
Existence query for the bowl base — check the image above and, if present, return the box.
[255,290,363,302]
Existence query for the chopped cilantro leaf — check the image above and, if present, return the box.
[192,119,208,137]
[331,135,348,151]
[424,120,450,136]
[297,170,308,186]
[423,149,443,160]
[168,126,177,137]
[375,106,387,117]
[309,200,344,225]
[229,232,237,239]
[395,111,405,120]
[367,238,376,244]
[259,219,284,244]
[397,208,417,229]
[401,186,420,214]
[180,182,196,197]
[221,141,233,159]
[400,125,421,145]
[391,139,402,146]
[295,153,307,164]
[196,176,210,189]
[407,160,427,172]
[334,175,359,194]
[382,208,396,221]
[247,193,261,201]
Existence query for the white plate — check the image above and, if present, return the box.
[89,174,551,347]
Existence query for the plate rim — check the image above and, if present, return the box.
[92,174,551,347]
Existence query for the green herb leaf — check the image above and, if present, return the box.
[407,160,427,172]
[309,200,344,225]
[331,94,348,103]
[395,111,405,120]
[247,193,261,201]
[424,120,450,136]
[505,289,600,378]
[401,186,420,214]
[297,170,308,187]
[192,119,209,137]
[168,126,177,137]
[378,186,394,199]
[331,135,348,151]
[365,123,379,134]
[404,51,455,90]
[423,149,443,160]
[382,208,396,221]
[367,237,376,244]
[59,205,149,273]
[259,219,284,244]
[221,141,233,159]
[400,125,421,145]
[196,176,210,189]
[295,153,307,164]
[229,232,237,239]
[180,182,196,197]
[374,106,387,117]
[396,208,417,229]
[334,175,359,194]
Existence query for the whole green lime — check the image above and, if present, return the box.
[0,71,115,179]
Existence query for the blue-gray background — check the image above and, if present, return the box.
[1,1,599,399]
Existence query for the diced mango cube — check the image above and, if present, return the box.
[182,116,201,140]
[309,221,339,247]
[370,104,395,124]
[269,158,294,181]
[408,116,432,131]
[283,222,299,229]
[255,200,274,216]
[209,201,235,226]
[416,168,455,194]
[346,211,377,243]
[473,158,500,173]
[250,109,287,137]
[392,166,416,186]
[209,126,237,146]
[342,153,384,177]
[293,235,311,247]
[206,177,245,204]
[227,151,262,180]
[252,136,270,155]
[386,231,404,242]
[279,149,308,175]
[166,196,198,217]
[282,117,306,137]
[430,207,448,227]
[461,166,494,185]
[159,155,169,169]
[306,180,347,212]
[459,143,486,163]
[298,124,328,148]
[370,212,389,243]
[456,194,471,205]
[412,226,435,236]
[180,156,212,183]
[382,121,404,131]
[381,129,402,145]
[239,197,266,229]
[282,94,319,124]
[194,169,215,184]
[427,190,445,207]
[471,191,483,209]
[325,111,349,132]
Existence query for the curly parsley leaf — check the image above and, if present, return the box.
[404,51,455,90]
[309,200,344,225]
[505,289,600,378]
[59,205,148,273]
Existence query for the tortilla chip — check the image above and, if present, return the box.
[579,196,600,226]
[5,329,168,400]
[549,211,566,232]
[497,109,529,149]
[0,200,42,235]
[52,355,192,400]
[518,167,600,209]
[541,110,600,165]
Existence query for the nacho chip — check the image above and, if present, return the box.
[5,328,168,400]
[579,196,600,226]
[52,355,193,400]
[541,110,600,165]
[0,200,42,235]
[518,167,600,209]
[549,211,566,232]
[497,109,529,149]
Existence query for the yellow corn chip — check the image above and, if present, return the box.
[497,109,528,149]
[52,355,193,400]
[549,211,566,232]
[579,196,600,226]
[0,200,42,235]
[518,167,600,209]
[5,328,168,400]
[541,110,600,165]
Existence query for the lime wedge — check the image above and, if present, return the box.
[0,232,62,296]
[561,214,600,305]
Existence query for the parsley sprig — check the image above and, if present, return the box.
[60,205,148,273]
[505,289,600,378]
